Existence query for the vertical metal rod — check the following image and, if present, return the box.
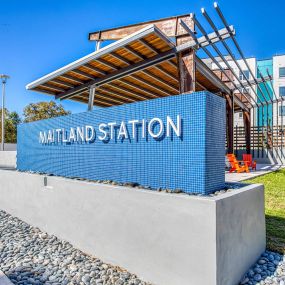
[257,107,260,158]
[235,125,238,156]
[252,106,255,156]
[267,68,284,160]
[257,68,272,158]
[262,106,265,158]
[88,85,96,111]
[96,41,102,51]
[279,90,285,161]
[1,81,5,151]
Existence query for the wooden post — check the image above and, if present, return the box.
[226,94,234,154]
[176,17,195,94]
[243,110,251,154]
[177,50,195,93]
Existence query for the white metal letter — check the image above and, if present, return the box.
[85,125,95,142]
[108,122,117,140]
[167,115,182,137]
[39,131,47,144]
[128,120,139,139]
[118,121,128,139]
[98,123,108,140]
[148,118,164,138]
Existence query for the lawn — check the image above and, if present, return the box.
[245,168,285,254]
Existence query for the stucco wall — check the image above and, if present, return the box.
[0,170,265,285]
[0,151,16,168]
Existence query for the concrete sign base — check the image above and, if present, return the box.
[0,170,265,285]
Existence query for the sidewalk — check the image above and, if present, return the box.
[225,164,284,182]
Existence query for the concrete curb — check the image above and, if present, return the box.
[0,271,13,285]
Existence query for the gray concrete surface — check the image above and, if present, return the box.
[216,184,266,285]
[226,164,284,182]
[0,271,13,285]
[0,170,265,285]
[0,144,17,151]
[0,151,16,168]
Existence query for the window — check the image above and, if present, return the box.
[279,67,285,78]
[280,86,285,97]
[239,70,250,81]
[279,106,285,116]
[241,87,250,94]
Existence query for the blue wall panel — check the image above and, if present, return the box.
[17,91,225,195]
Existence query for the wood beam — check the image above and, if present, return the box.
[89,14,193,41]
[243,110,251,154]
[226,94,234,154]
[177,49,195,93]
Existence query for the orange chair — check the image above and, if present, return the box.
[242,154,257,171]
[227,154,249,173]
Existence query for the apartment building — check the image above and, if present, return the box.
[205,55,285,127]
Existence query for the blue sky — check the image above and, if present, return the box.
[1,0,285,116]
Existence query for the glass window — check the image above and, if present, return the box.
[239,70,249,81]
[279,67,285,78]
[279,106,285,116]
[280,86,285,97]
[239,112,243,118]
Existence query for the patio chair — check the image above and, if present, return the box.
[242,154,257,171]
[227,154,249,173]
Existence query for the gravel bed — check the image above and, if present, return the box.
[2,209,283,285]
[0,210,151,285]
[240,251,285,285]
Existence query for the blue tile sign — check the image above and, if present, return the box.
[17,91,225,194]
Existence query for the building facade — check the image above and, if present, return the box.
[205,55,285,127]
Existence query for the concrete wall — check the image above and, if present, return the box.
[0,170,265,285]
[2,143,17,151]
[0,151,16,168]
[216,186,266,285]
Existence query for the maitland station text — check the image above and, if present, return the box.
[39,115,182,144]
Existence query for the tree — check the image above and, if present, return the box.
[0,109,21,143]
[23,101,71,123]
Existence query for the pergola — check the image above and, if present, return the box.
[27,3,276,154]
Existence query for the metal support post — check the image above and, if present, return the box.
[88,85,96,111]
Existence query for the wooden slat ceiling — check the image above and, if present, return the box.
[27,24,235,108]
[27,25,182,107]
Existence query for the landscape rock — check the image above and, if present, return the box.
[0,210,151,285]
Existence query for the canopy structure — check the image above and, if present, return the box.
[27,3,276,153]
[27,23,236,109]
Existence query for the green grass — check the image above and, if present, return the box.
[245,169,285,254]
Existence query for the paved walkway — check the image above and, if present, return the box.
[225,164,284,182]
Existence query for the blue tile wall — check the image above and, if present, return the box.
[17,91,225,195]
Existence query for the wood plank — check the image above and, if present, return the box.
[89,14,193,41]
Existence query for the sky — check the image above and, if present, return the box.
[1,0,285,116]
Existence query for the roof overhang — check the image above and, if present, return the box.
[26,24,235,107]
